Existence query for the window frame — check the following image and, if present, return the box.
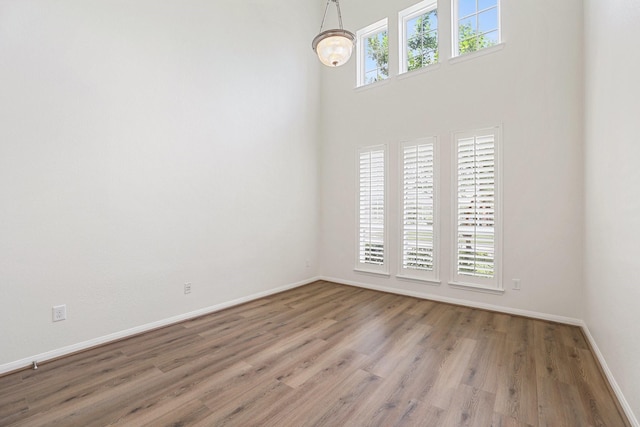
[450,126,503,293]
[398,0,439,75]
[452,0,501,58]
[397,137,440,284]
[356,18,389,88]
[355,145,389,275]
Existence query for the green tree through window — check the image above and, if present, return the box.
[456,0,499,55]
[407,11,438,71]
[458,22,495,54]
[365,31,388,83]
[367,13,440,76]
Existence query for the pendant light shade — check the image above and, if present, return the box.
[312,29,356,67]
[312,0,355,67]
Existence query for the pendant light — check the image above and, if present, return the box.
[312,0,355,67]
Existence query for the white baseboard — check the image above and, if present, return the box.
[321,276,583,325]
[580,322,639,427]
[0,276,321,376]
[321,275,638,426]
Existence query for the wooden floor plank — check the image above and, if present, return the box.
[347,344,442,426]
[108,361,253,426]
[140,399,212,427]
[461,335,506,394]
[422,337,477,410]
[0,281,631,427]
[442,383,496,427]
[495,337,539,426]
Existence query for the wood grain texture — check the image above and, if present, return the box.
[0,281,630,426]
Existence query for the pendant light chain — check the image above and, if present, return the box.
[318,0,345,33]
[335,0,345,30]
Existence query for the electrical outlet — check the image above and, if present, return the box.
[53,305,66,322]
[305,259,311,268]
[184,283,192,295]
[512,279,521,290]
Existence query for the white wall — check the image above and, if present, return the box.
[319,0,585,319]
[0,0,320,366]
[584,0,640,421]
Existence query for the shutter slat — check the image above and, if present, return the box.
[359,148,385,266]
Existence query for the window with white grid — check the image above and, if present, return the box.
[356,19,389,87]
[399,0,439,74]
[453,0,500,57]
[398,138,438,282]
[452,127,502,291]
[356,145,387,274]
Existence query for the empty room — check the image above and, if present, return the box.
[1,0,638,425]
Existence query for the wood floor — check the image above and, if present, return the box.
[0,281,630,426]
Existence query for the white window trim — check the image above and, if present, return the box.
[397,63,441,81]
[451,0,502,59]
[449,281,504,294]
[356,18,389,88]
[354,77,392,93]
[448,42,505,65]
[449,126,503,293]
[398,0,438,75]
[396,137,440,284]
[355,144,389,275]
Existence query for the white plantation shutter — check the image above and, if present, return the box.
[453,128,501,289]
[357,146,386,272]
[400,139,438,281]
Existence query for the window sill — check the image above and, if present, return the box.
[354,268,390,278]
[396,274,441,286]
[449,42,505,65]
[448,281,504,295]
[397,63,441,80]
[354,78,391,92]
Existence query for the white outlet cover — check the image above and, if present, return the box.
[53,305,67,322]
